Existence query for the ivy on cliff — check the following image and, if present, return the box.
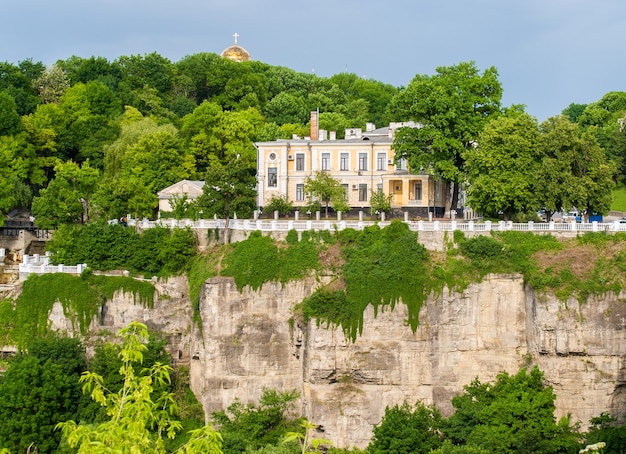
[0,273,155,348]
[301,221,430,341]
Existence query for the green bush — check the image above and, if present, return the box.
[459,235,503,260]
[46,222,197,276]
[222,230,321,291]
[265,195,293,216]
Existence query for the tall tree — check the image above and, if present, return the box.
[31,160,100,228]
[536,116,615,220]
[465,108,540,220]
[0,91,22,136]
[391,61,502,214]
[33,64,70,104]
[198,155,257,243]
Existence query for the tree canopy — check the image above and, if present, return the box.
[391,61,503,213]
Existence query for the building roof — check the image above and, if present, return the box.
[157,180,204,199]
[254,121,421,147]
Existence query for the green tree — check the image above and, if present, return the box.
[369,187,393,216]
[0,91,22,136]
[212,388,302,454]
[0,337,86,454]
[34,63,70,104]
[368,401,442,454]
[304,171,348,218]
[31,160,100,228]
[264,92,307,125]
[197,155,257,243]
[536,116,615,220]
[57,322,223,453]
[465,108,540,220]
[391,62,502,213]
[0,60,43,115]
[442,367,581,453]
[583,412,626,454]
[56,80,123,166]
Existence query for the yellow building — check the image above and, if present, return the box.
[254,114,448,218]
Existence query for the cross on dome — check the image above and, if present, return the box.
[233,32,239,45]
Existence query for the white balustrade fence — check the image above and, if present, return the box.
[121,217,626,234]
[17,217,626,278]
[19,253,87,277]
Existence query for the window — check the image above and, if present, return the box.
[321,153,331,171]
[414,182,422,201]
[296,184,304,201]
[296,153,305,171]
[268,167,277,187]
[377,153,386,170]
[358,153,368,171]
[340,153,349,171]
[358,184,368,202]
[342,184,349,200]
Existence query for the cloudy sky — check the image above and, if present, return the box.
[2,0,624,121]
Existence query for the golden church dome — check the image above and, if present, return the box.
[221,33,251,62]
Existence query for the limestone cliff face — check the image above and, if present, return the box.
[190,274,626,449]
[41,272,626,449]
[48,276,196,362]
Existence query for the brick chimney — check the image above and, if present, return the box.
[310,111,319,141]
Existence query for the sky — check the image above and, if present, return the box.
[2,0,625,122]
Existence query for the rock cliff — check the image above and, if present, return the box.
[190,274,626,449]
[42,273,626,449]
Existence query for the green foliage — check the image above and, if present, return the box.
[584,412,626,454]
[368,401,442,454]
[47,221,197,276]
[31,160,100,229]
[212,388,301,454]
[442,367,581,453]
[77,330,173,424]
[302,221,430,340]
[369,187,393,216]
[265,194,294,216]
[0,273,154,348]
[0,337,86,454]
[57,322,223,453]
[222,230,320,291]
[282,419,333,453]
[304,171,348,218]
[428,440,490,454]
[187,247,223,323]
[465,111,540,220]
[458,235,504,261]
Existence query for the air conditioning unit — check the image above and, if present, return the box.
[288,155,294,160]
[352,185,358,190]
[387,159,394,165]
